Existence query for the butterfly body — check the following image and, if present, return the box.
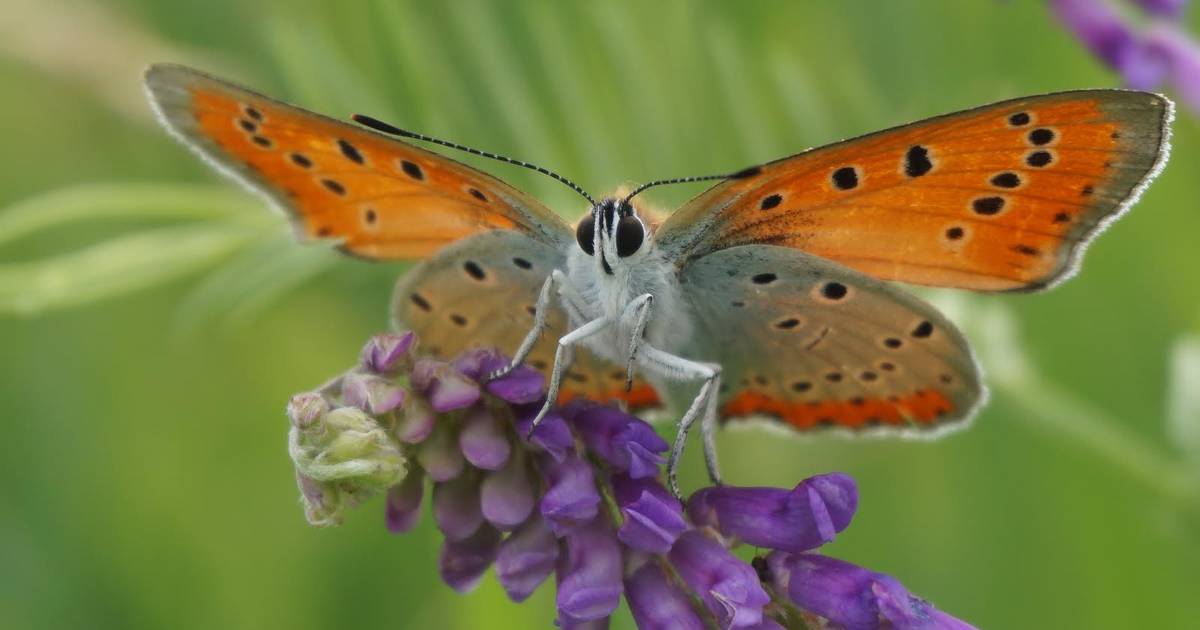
[145,64,1172,494]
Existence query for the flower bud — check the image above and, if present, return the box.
[342,372,406,415]
[459,405,511,470]
[417,422,466,482]
[433,472,484,541]
[495,514,557,602]
[385,469,424,533]
[481,449,534,529]
[360,331,416,373]
[439,525,501,594]
[288,405,407,526]
[287,392,329,429]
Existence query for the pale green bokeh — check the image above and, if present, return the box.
[2,1,1199,628]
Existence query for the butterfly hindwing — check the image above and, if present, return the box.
[657,90,1171,291]
[679,244,984,432]
[145,64,572,260]
[392,230,662,410]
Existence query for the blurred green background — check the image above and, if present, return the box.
[2,1,1199,628]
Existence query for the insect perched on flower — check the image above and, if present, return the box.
[145,64,1172,495]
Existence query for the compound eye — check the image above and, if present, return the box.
[576,214,596,256]
[615,216,644,257]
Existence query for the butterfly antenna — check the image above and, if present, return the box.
[622,165,761,206]
[353,114,596,206]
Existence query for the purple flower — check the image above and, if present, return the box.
[341,372,406,415]
[453,348,545,404]
[568,401,667,478]
[625,562,706,630]
[556,517,623,622]
[1134,0,1187,18]
[1049,0,1200,111]
[669,530,771,628]
[611,474,689,553]
[1050,0,1170,88]
[432,472,484,541]
[285,331,979,629]
[539,453,602,535]
[412,358,480,412]
[481,449,535,529]
[514,404,573,462]
[360,331,416,373]
[385,469,424,533]
[687,473,857,552]
[395,397,435,444]
[416,422,465,482]
[440,525,501,593]
[766,552,977,630]
[495,514,558,601]
[1147,23,1200,110]
[458,405,511,470]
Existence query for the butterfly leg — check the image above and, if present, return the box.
[622,294,654,391]
[527,315,612,435]
[488,271,562,381]
[632,344,723,497]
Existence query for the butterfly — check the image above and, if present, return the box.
[145,63,1172,494]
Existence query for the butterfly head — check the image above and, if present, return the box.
[576,197,648,275]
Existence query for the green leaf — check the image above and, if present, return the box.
[0,183,265,247]
[0,223,259,315]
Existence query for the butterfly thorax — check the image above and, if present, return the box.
[563,198,693,364]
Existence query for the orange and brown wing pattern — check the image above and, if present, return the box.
[680,245,983,433]
[391,231,662,412]
[658,90,1172,291]
[145,64,572,259]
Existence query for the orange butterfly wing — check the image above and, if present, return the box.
[657,90,1172,291]
[144,64,572,259]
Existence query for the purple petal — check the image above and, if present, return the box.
[687,473,857,552]
[625,562,707,630]
[395,397,435,444]
[611,474,689,553]
[1147,24,1200,111]
[514,404,573,462]
[767,552,978,630]
[385,470,424,533]
[451,347,511,380]
[669,530,770,628]
[453,348,548,404]
[341,372,406,415]
[481,450,535,529]
[495,514,558,602]
[432,473,483,541]
[287,392,329,429]
[360,331,416,373]
[539,453,601,536]
[1133,0,1186,18]
[1050,0,1171,89]
[486,365,545,404]
[412,359,480,412]
[458,406,511,470]
[568,401,667,477]
[557,616,610,630]
[439,525,501,594]
[416,424,465,482]
[556,517,623,622]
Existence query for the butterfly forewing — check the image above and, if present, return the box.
[657,90,1171,291]
[680,245,983,432]
[145,64,572,259]
[392,230,662,410]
